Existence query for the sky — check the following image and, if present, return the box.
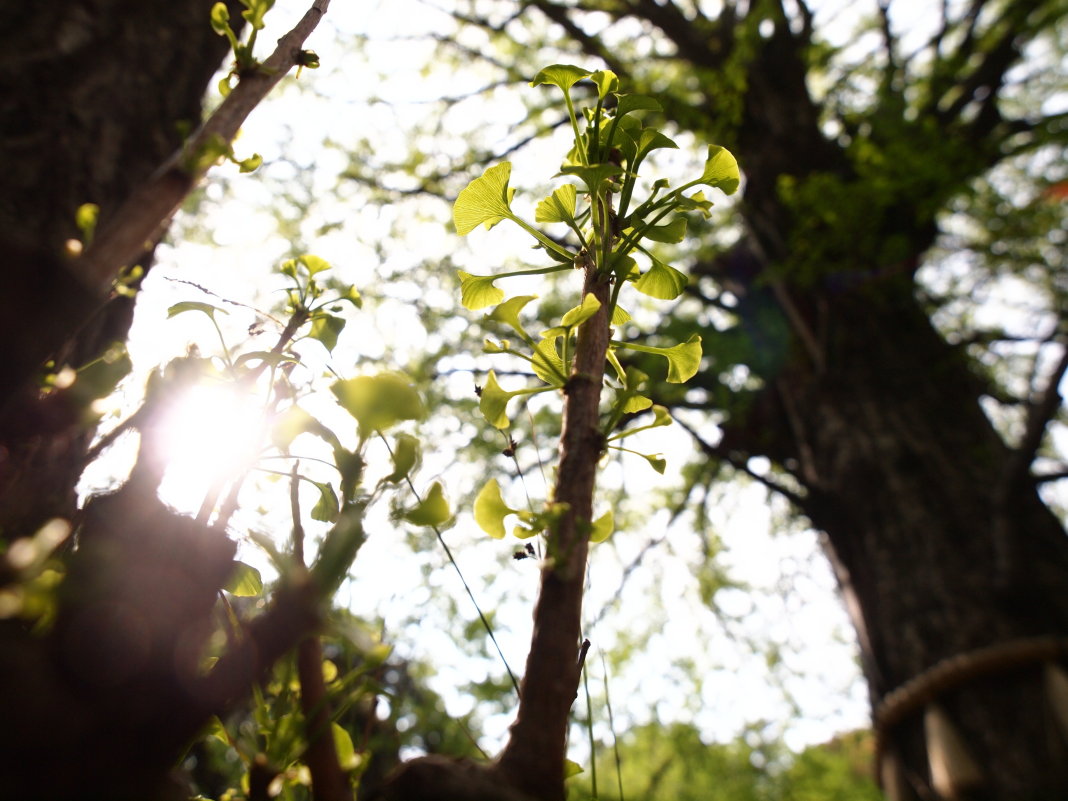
[78,0,1066,764]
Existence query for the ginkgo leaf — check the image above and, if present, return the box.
[642,453,667,474]
[479,371,512,429]
[564,759,585,778]
[589,509,614,544]
[560,293,602,328]
[458,270,505,310]
[453,162,515,235]
[621,393,653,413]
[473,478,516,539]
[332,372,425,436]
[332,723,360,771]
[559,163,623,196]
[224,561,263,597]
[530,64,591,91]
[700,145,741,195]
[677,190,714,218]
[298,254,331,275]
[642,216,687,244]
[591,69,619,99]
[403,481,451,527]
[486,294,537,341]
[309,313,345,353]
[532,338,568,386]
[612,305,632,325]
[633,258,688,300]
[382,432,420,484]
[637,128,678,158]
[616,335,703,383]
[311,480,340,522]
[167,301,225,320]
[615,94,661,116]
[535,184,578,224]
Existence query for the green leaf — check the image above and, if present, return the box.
[589,509,614,544]
[167,300,226,321]
[237,153,262,173]
[404,481,451,527]
[559,163,624,196]
[311,480,340,522]
[453,162,514,235]
[700,145,741,195]
[332,372,425,436]
[530,64,591,91]
[535,184,578,224]
[642,452,667,474]
[636,128,678,158]
[531,337,568,386]
[225,561,263,597]
[611,304,632,325]
[383,433,420,484]
[458,270,505,310]
[564,759,585,778]
[560,293,602,328]
[241,0,274,29]
[332,723,360,771]
[642,216,687,244]
[479,370,512,429]
[311,506,366,594]
[298,253,332,275]
[591,69,619,99]
[338,285,362,308]
[617,335,703,383]
[621,393,653,414]
[677,190,714,218]
[615,94,662,116]
[210,2,232,35]
[486,294,537,341]
[309,313,345,353]
[633,257,689,299]
[473,478,516,539]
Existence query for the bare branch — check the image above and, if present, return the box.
[73,0,332,295]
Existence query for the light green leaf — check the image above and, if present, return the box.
[404,481,451,527]
[332,723,360,771]
[383,432,420,484]
[633,258,689,300]
[564,759,585,778]
[700,145,741,195]
[271,405,342,452]
[589,510,614,544]
[535,184,578,224]
[332,372,425,436]
[453,162,514,235]
[237,153,262,173]
[642,453,667,474]
[298,254,332,275]
[530,64,591,91]
[473,478,516,539]
[486,295,537,340]
[642,216,687,244]
[532,338,568,386]
[591,70,619,99]
[560,293,602,328]
[663,334,703,382]
[458,270,505,310]
[479,371,512,429]
[621,393,653,414]
[311,480,340,522]
[612,305,632,325]
[241,0,273,30]
[167,300,226,320]
[225,561,263,597]
[309,313,345,353]
[483,338,513,354]
[677,190,714,218]
[210,2,232,35]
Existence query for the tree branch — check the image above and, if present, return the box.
[73,0,331,295]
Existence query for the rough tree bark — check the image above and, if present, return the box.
[518,0,1068,798]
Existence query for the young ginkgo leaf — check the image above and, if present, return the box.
[473,478,517,539]
[486,295,538,341]
[633,258,688,300]
[332,372,425,436]
[530,64,592,91]
[458,271,505,310]
[535,184,579,224]
[700,145,741,195]
[403,482,451,527]
[560,293,602,328]
[589,510,614,544]
[453,162,515,235]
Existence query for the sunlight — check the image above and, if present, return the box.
[154,382,266,514]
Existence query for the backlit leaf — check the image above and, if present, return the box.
[642,216,687,244]
[332,723,360,771]
[535,184,578,224]
[530,64,591,91]
[298,254,332,275]
[559,163,623,196]
[453,162,514,235]
[560,293,602,328]
[486,295,537,340]
[591,69,619,99]
[332,372,425,436]
[589,509,614,544]
[309,313,345,353]
[633,257,688,299]
[403,481,451,527]
[473,478,516,539]
[311,480,340,522]
[225,561,263,597]
[700,145,741,195]
[532,337,568,386]
[663,334,703,382]
[479,371,512,429]
[383,432,420,484]
[458,271,504,310]
[168,301,225,320]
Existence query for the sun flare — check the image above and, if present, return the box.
[155,383,266,514]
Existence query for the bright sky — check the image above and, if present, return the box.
[79,0,1065,765]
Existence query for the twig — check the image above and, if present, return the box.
[73,0,331,295]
